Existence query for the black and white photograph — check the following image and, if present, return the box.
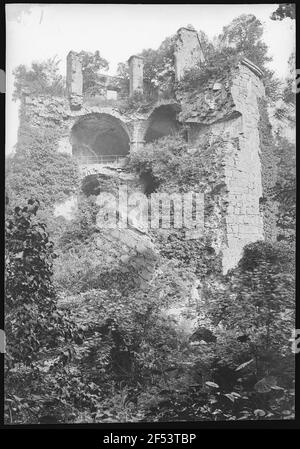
[3,3,297,427]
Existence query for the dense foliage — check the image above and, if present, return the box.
[5,201,82,423]
[176,47,240,93]
[219,14,281,101]
[117,34,176,104]
[176,14,281,103]
[129,134,210,193]
[270,4,295,21]
[7,126,79,210]
[78,50,109,96]
[6,100,80,239]
[274,135,296,245]
[138,35,176,98]
[219,14,272,70]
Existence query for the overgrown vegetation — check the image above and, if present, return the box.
[6,101,80,240]
[5,201,82,423]
[117,34,177,104]
[178,14,281,102]
[6,131,295,423]
[13,56,66,100]
[5,198,295,423]
[78,50,109,96]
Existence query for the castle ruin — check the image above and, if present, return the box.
[22,26,277,273]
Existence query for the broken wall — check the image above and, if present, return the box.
[179,59,274,271]
[174,27,205,81]
[66,51,83,110]
[18,41,277,275]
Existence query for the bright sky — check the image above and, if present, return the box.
[5,3,295,154]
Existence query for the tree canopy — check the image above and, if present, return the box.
[271,4,295,21]
[78,50,109,96]
[13,56,65,100]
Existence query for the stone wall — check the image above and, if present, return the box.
[19,50,276,274]
[179,59,269,271]
[174,27,204,81]
[66,51,83,110]
[128,55,144,96]
[222,61,266,270]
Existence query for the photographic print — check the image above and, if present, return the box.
[4,3,296,425]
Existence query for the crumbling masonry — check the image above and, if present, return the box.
[21,26,277,273]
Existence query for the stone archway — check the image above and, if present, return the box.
[71,113,130,164]
[144,104,180,143]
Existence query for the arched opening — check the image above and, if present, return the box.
[140,171,159,196]
[71,113,130,164]
[144,105,180,143]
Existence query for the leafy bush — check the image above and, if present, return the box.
[7,124,80,210]
[6,113,80,241]
[145,241,295,422]
[13,57,66,100]
[117,34,176,102]
[200,241,295,418]
[154,229,222,280]
[273,135,296,245]
[129,134,209,193]
[177,47,240,92]
[78,50,109,96]
[139,35,176,97]
[54,239,138,296]
[5,200,82,423]
[117,91,156,114]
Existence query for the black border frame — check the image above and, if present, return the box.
[1,0,299,436]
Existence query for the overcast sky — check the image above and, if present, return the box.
[5,3,295,154]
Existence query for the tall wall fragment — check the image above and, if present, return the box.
[128,55,144,96]
[174,27,205,81]
[221,59,267,271]
[177,57,272,272]
[66,51,83,110]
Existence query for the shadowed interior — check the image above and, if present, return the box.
[71,113,130,161]
[144,105,180,143]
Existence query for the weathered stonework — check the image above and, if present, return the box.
[128,55,144,96]
[222,61,266,270]
[66,51,83,110]
[19,28,277,275]
[174,27,205,81]
[175,59,269,271]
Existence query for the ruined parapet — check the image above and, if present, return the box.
[128,55,144,96]
[174,26,205,81]
[66,51,83,110]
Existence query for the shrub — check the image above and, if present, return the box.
[13,57,66,100]
[5,200,82,423]
[200,241,295,418]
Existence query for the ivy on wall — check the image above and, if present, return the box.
[6,101,80,234]
[257,97,278,242]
